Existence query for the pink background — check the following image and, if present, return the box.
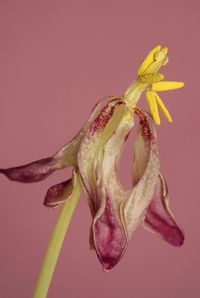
[0,0,199,297]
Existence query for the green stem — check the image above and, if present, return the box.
[33,174,82,298]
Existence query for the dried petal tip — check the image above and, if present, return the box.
[144,175,184,247]
[0,157,58,183]
[93,194,127,271]
[44,179,74,208]
[44,169,78,208]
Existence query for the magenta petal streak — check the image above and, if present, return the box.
[93,193,127,270]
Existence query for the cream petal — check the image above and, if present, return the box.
[78,98,124,215]
[122,109,160,238]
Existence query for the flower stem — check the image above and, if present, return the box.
[32,174,82,298]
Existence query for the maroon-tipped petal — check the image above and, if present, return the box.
[44,178,74,208]
[0,157,58,183]
[144,175,184,246]
[93,193,127,270]
[78,100,132,269]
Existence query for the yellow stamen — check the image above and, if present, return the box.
[146,91,160,125]
[152,81,184,91]
[154,93,173,123]
[137,45,161,76]
[155,47,168,60]
[162,47,168,55]
[145,48,168,74]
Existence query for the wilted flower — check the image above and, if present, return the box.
[0,45,184,270]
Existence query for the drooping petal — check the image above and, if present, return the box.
[146,91,161,125]
[78,100,134,269]
[122,109,160,238]
[93,111,134,270]
[43,168,77,208]
[143,175,184,246]
[152,81,184,91]
[0,98,110,183]
[92,192,127,271]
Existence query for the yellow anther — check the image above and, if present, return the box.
[155,47,168,59]
[162,47,168,55]
[139,72,164,84]
[146,91,161,125]
[154,93,173,123]
[137,45,161,76]
[146,50,168,74]
[152,81,184,91]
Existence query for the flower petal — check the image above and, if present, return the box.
[143,175,184,246]
[152,81,184,91]
[0,98,109,183]
[78,100,134,269]
[122,109,160,238]
[54,97,111,168]
[78,98,125,214]
[92,193,128,270]
[43,169,77,208]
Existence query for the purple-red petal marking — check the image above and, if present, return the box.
[93,192,127,270]
[144,175,184,246]
[0,157,58,183]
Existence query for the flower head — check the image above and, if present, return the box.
[0,46,184,270]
